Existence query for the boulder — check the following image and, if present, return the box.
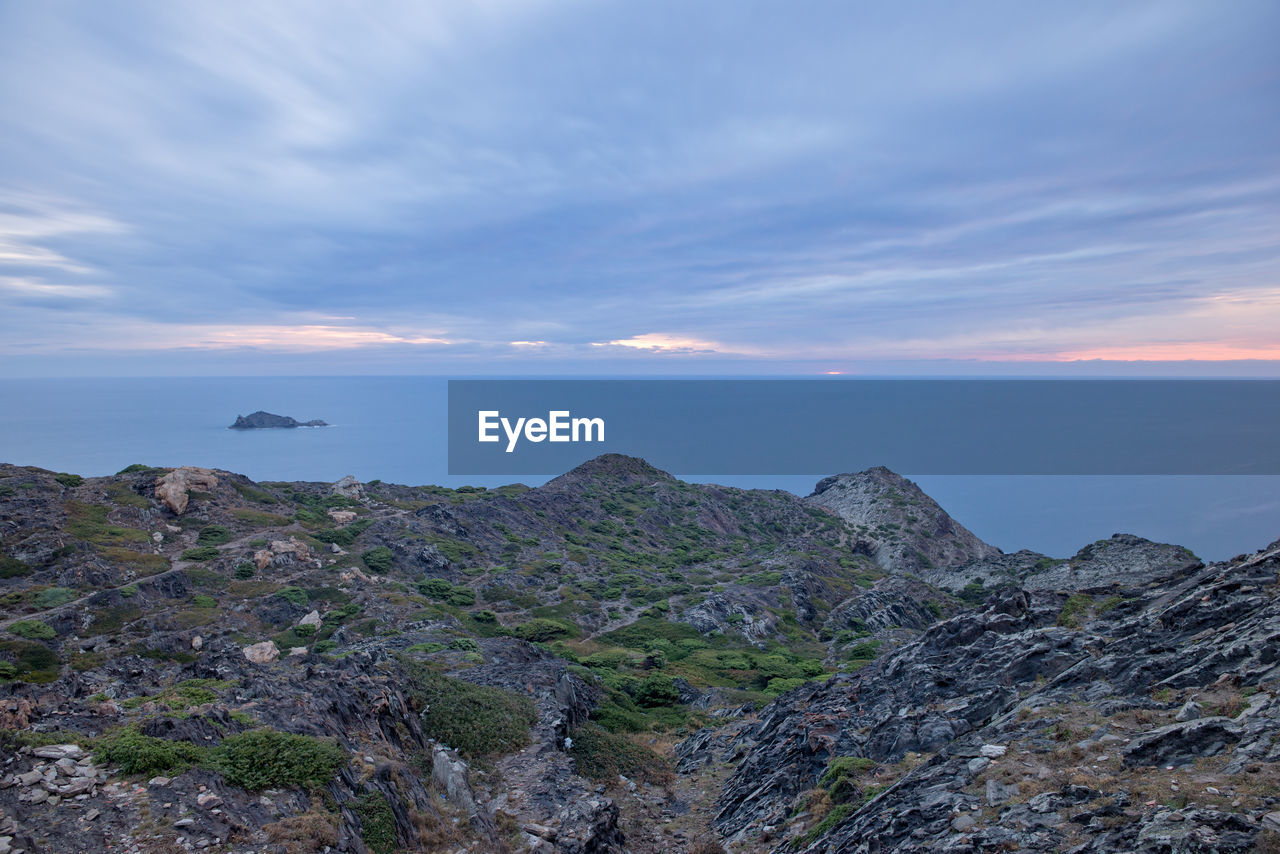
[242,641,280,664]
[327,509,357,524]
[154,467,219,515]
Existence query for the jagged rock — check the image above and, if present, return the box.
[681,593,777,643]
[806,467,999,574]
[331,475,364,499]
[241,641,280,664]
[1123,717,1243,767]
[431,744,480,819]
[154,467,218,515]
[299,610,321,627]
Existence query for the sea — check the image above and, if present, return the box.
[1,376,1276,563]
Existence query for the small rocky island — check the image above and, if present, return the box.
[229,410,328,429]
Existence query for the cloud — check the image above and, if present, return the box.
[589,333,742,355]
[1,1,1278,373]
[0,277,114,302]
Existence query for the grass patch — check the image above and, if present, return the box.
[89,604,143,635]
[31,587,76,608]
[104,481,151,508]
[65,501,148,547]
[8,620,55,640]
[232,481,278,504]
[232,508,292,527]
[99,547,169,573]
[181,545,221,562]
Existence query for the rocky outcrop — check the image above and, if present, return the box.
[923,533,1203,596]
[228,411,327,429]
[699,541,1280,853]
[153,466,218,515]
[806,467,999,574]
[331,475,364,500]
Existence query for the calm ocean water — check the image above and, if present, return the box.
[1,376,1276,561]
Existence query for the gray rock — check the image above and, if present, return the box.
[1175,700,1203,722]
[806,468,999,575]
[1123,717,1242,767]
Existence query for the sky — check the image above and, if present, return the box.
[1,1,1278,376]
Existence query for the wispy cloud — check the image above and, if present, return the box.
[590,333,743,355]
[1,1,1278,373]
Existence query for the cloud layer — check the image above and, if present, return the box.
[2,1,1278,374]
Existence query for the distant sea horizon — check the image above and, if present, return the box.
[1,376,1276,562]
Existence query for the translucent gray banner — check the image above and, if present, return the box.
[447,379,1280,475]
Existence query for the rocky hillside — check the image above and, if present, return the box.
[0,456,1276,854]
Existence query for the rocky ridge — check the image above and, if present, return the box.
[0,455,1275,853]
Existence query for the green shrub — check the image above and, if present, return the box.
[446,637,479,652]
[119,584,138,598]
[8,620,56,640]
[313,639,337,653]
[765,677,807,695]
[353,791,397,854]
[117,463,165,476]
[323,603,360,624]
[417,578,452,598]
[0,553,33,579]
[234,563,255,579]
[402,658,536,758]
[196,525,231,546]
[191,594,218,609]
[276,587,308,607]
[95,727,205,776]
[1058,594,1092,628]
[0,662,16,680]
[294,623,317,638]
[55,473,84,488]
[445,587,476,607]
[312,519,373,548]
[181,545,220,562]
[844,640,882,660]
[958,581,986,604]
[513,618,577,643]
[212,730,346,790]
[361,546,394,574]
[567,722,672,786]
[635,674,680,708]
